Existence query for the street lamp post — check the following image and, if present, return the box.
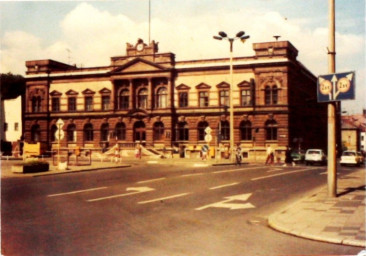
[213,31,250,162]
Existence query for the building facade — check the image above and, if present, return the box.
[24,39,327,160]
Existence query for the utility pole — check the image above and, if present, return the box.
[328,0,337,197]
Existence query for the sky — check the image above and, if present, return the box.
[1,0,365,113]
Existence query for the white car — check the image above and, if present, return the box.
[340,150,364,167]
[305,149,327,166]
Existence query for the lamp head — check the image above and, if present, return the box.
[213,36,223,40]
[218,31,227,38]
[236,31,245,38]
[240,35,250,40]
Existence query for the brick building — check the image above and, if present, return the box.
[24,39,327,160]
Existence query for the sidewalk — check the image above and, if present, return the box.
[268,169,366,248]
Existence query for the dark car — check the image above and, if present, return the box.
[291,149,305,163]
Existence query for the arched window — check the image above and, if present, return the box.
[31,124,41,142]
[153,122,164,141]
[176,122,189,141]
[31,96,42,112]
[67,124,76,142]
[220,121,230,140]
[100,123,109,141]
[84,123,94,141]
[265,85,278,105]
[156,87,167,108]
[50,125,57,142]
[265,119,278,140]
[115,122,126,140]
[119,89,129,109]
[197,121,209,141]
[240,121,252,140]
[137,88,148,109]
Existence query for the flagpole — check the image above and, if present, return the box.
[148,0,151,43]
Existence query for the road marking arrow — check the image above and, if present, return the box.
[87,187,155,202]
[195,193,255,211]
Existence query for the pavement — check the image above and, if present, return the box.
[1,156,365,248]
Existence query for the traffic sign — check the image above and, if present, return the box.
[204,134,212,142]
[204,126,212,134]
[202,144,209,152]
[56,118,65,127]
[55,129,64,141]
[317,71,355,102]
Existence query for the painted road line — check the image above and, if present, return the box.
[87,187,155,202]
[137,177,166,184]
[210,182,239,190]
[267,168,283,172]
[147,161,158,164]
[47,187,108,197]
[196,193,255,211]
[251,168,314,181]
[193,163,209,167]
[181,173,204,178]
[137,193,190,204]
[213,166,263,174]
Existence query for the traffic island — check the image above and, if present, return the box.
[12,159,49,173]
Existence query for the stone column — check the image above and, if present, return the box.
[148,78,153,109]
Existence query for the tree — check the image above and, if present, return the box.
[1,73,25,100]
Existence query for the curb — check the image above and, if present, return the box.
[32,165,131,177]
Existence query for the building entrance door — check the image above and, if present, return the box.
[134,121,146,144]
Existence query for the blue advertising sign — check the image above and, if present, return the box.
[317,71,355,102]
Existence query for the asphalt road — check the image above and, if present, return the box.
[1,162,362,256]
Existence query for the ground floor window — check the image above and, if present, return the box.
[84,123,94,141]
[176,122,189,141]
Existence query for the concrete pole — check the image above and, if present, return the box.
[229,39,235,162]
[328,0,337,197]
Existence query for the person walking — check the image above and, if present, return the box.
[283,145,295,166]
[265,145,274,165]
[235,144,242,166]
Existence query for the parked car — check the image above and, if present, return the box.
[305,149,327,166]
[291,149,305,163]
[340,150,365,167]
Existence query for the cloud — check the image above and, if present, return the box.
[1,2,364,111]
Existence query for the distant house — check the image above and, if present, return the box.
[341,113,366,152]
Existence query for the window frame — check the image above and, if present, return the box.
[199,91,209,107]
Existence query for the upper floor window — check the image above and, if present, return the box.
[219,90,229,107]
[241,89,252,106]
[115,122,126,140]
[197,121,209,141]
[265,85,278,105]
[85,96,93,111]
[51,97,60,112]
[176,122,189,141]
[156,87,167,108]
[119,89,129,109]
[68,97,77,112]
[265,119,278,140]
[14,122,19,131]
[31,96,42,112]
[199,91,209,107]
[179,92,188,107]
[153,122,165,141]
[101,96,110,111]
[137,88,148,109]
[240,120,252,140]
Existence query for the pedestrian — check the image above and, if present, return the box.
[235,144,242,166]
[283,145,295,166]
[265,144,274,165]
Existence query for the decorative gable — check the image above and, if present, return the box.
[176,84,191,90]
[111,58,165,74]
[50,90,62,96]
[82,89,96,95]
[216,82,229,89]
[65,89,78,96]
[195,83,211,90]
[99,88,111,95]
[238,80,251,87]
